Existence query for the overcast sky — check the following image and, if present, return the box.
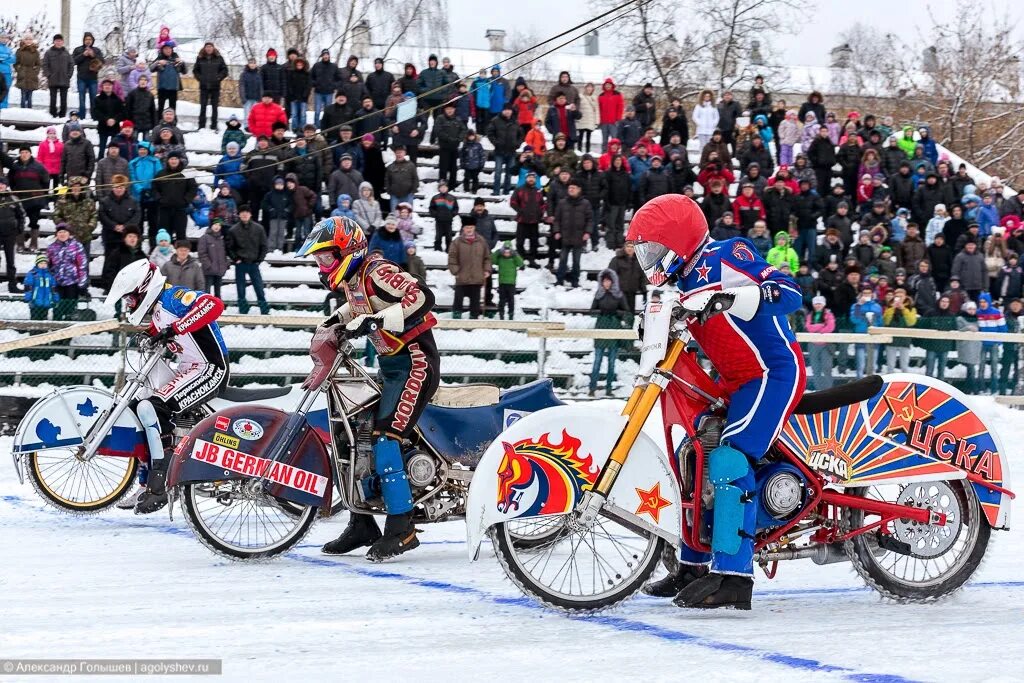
[28,0,1021,68]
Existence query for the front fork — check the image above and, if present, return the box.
[577,340,685,527]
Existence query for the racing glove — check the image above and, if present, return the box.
[151,326,177,346]
[680,285,774,324]
[343,304,404,339]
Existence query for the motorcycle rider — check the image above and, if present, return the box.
[106,260,229,514]
[627,194,806,610]
[298,216,439,562]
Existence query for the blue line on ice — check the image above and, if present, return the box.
[6,493,994,681]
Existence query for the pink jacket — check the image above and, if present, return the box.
[37,139,64,175]
[805,309,836,345]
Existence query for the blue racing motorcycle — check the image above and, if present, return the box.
[167,330,562,560]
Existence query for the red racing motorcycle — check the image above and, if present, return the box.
[466,291,1015,611]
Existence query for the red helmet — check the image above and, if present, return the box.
[626,195,709,286]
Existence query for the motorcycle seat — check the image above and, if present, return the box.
[793,375,883,415]
[431,384,501,408]
[418,379,564,465]
[218,385,294,402]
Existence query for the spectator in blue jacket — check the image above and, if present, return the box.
[488,65,510,118]
[23,254,59,320]
[917,126,939,167]
[128,141,163,244]
[471,69,492,130]
[849,284,884,377]
[977,292,1007,393]
[368,215,407,265]
[214,141,247,192]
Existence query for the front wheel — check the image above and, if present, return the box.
[491,512,664,612]
[844,479,990,602]
[26,450,139,513]
[180,481,318,560]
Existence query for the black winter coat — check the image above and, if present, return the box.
[806,136,837,169]
[260,62,287,99]
[153,168,198,208]
[101,243,147,291]
[603,169,632,205]
[365,69,395,109]
[888,172,915,210]
[553,196,593,246]
[310,60,340,94]
[0,192,26,237]
[98,193,141,246]
[93,92,125,135]
[574,167,605,212]
[608,249,648,293]
[125,88,157,131]
[434,114,468,149]
[486,115,522,155]
[284,151,323,191]
[286,68,312,102]
[6,159,51,211]
[762,188,794,233]
[791,190,823,230]
[60,137,96,181]
[192,53,228,89]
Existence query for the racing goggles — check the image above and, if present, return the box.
[632,242,680,286]
[312,251,339,271]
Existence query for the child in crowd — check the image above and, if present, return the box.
[394,202,421,243]
[331,194,356,220]
[23,255,59,320]
[428,180,459,252]
[149,229,174,267]
[492,240,524,320]
[352,182,382,235]
[404,242,426,281]
[261,176,293,253]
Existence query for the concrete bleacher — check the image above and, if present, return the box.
[1,103,998,396]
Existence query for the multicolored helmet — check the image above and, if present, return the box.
[297,216,368,290]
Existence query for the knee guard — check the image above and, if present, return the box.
[136,399,168,470]
[373,436,413,515]
[709,444,755,556]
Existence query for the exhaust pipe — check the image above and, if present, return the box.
[763,543,848,565]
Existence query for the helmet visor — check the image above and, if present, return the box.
[313,251,338,270]
[633,241,671,271]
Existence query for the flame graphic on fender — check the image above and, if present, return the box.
[495,431,599,517]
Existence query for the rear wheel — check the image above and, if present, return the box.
[844,480,990,602]
[491,512,664,612]
[26,450,139,514]
[180,481,318,560]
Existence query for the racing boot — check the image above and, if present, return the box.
[134,469,168,515]
[321,513,382,555]
[365,512,419,562]
[642,564,709,598]
[116,485,147,510]
[672,573,754,610]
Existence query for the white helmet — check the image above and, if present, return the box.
[105,260,167,325]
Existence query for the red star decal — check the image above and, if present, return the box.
[634,482,672,523]
[695,262,712,283]
[884,387,933,435]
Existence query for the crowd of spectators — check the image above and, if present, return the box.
[0,29,1021,394]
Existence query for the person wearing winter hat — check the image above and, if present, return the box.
[0,175,26,291]
[149,228,174,268]
[260,48,286,103]
[13,31,41,110]
[72,32,104,118]
[404,240,427,281]
[492,239,524,320]
[23,253,59,320]
[310,49,338,127]
[805,294,836,389]
[192,41,229,131]
[42,34,74,117]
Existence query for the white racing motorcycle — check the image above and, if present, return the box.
[9,336,312,514]
[465,292,1013,611]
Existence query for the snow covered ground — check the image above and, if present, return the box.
[1,398,1022,681]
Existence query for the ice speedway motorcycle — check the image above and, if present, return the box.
[9,335,326,515]
[465,291,1014,611]
[160,325,563,559]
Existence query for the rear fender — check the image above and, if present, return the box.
[12,386,145,460]
[465,405,682,559]
[779,373,1013,529]
[168,405,333,512]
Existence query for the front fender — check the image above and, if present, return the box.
[465,405,682,559]
[12,386,145,456]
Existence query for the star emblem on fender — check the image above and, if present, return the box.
[695,261,711,283]
[634,482,672,523]
[884,386,933,435]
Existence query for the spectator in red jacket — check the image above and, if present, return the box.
[768,165,800,195]
[598,137,630,172]
[247,93,287,138]
[631,128,665,160]
[598,78,624,152]
[732,182,766,234]
[696,160,735,196]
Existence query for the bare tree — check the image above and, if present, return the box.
[0,12,54,43]
[831,23,914,99]
[86,0,162,53]
[698,0,807,93]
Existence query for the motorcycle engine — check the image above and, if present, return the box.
[405,450,440,488]
[756,462,808,523]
